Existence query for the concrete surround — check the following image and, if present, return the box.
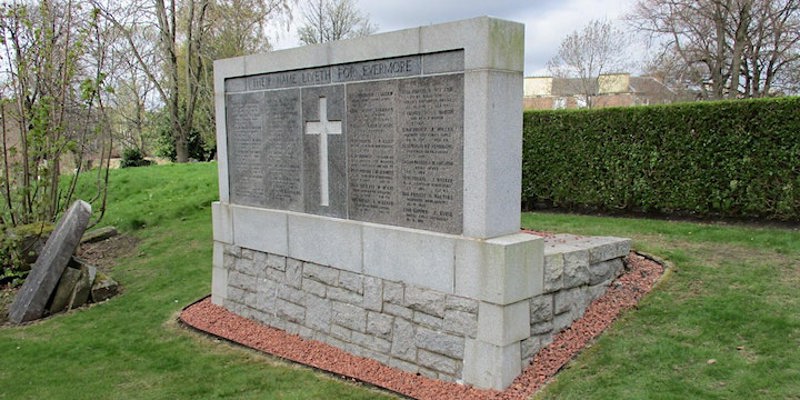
[212,17,631,390]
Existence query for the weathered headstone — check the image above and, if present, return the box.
[8,200,92,324]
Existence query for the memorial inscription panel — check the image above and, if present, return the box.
[224,51,464,234]
[397,75,463,232]
[226,92,266,207]
[262,90,303,211]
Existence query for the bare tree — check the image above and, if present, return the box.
[629,0,800,99]
[742,0,800,96]
[547,19,631,108]
[94,0,291,162]
[297,0,376,45]
[93,0,188,162]
[109,55,159,153]
[641,49,698,100]
[209,0,292,59]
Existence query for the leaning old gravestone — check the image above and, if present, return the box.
[9,200,92,324]
[212,17,541,389]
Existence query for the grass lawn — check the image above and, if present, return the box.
[1,162,798,399]
[0,163,393,400]
[522,213,800,399]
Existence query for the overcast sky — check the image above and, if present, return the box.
[270,0,639,76]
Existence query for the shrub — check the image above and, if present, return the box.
[522,97,800,221]
[0,222,54,287]
[120,148,152,168]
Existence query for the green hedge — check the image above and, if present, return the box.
[522,97,800,220]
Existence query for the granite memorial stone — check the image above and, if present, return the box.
[212,17,545,390]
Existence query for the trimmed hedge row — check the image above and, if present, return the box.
[522,97,800,220]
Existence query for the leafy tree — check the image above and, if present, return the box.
[0,0,113,227]
[297,0,376,45]
[0,0,114,277]
[208,0,292,58]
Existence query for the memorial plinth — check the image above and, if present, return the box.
[212,17,540,390]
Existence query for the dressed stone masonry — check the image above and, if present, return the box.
[211,16,631,390]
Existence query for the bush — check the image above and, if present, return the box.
[120,148,152,168]
[150,109,216,162]
[522,97,800,221]
[0,222,54,287]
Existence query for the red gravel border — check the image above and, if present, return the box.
[180,252,665,400]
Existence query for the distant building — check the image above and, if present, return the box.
[523,73,680,110]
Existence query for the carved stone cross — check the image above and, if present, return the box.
[305,97,342,206]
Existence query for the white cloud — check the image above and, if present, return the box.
[269,0,638,76]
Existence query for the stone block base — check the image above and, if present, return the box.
[211,206,630,390]
[215,242,478,381]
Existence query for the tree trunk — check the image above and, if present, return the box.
[157,0,190,163]
[727,0,751,98]
[174,130,189,162]
[712,1,728,99]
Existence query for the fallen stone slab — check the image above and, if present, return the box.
[7,200,92,324]
[84,260,98,288]
[44,257,102,315]
[69,264,92,310]
[69,257,96,310]
[48,267,82,313]
[80,226,118,244]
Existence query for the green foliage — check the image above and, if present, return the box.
[70,163,218,232]
[0,222,53,287]
[119,148,151,168]
[522,97,800,220]
[151,110,214,162]
[1,164,798,398]
[0,1,109,227]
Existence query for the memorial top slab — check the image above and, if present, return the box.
[214,16,524,88]
[224,52,464,93]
